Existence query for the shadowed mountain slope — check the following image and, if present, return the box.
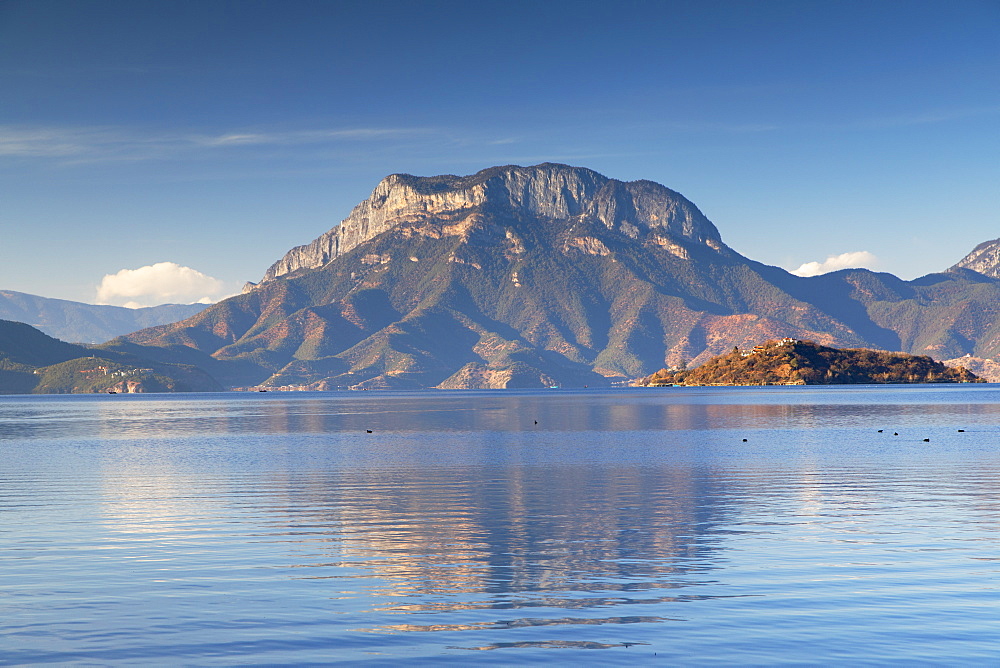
[123,164,1000,389]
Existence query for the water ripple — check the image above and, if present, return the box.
[3,388,1000,664]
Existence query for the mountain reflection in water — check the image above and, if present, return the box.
[263,464,726,613]
[8,386,1000,440]
[3,387,1000,664]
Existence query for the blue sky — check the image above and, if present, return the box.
[1,0,997,305]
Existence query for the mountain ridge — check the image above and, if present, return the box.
[0,290,208,343]
[120,164,1000,390]
[257,163,729,284]
[951,238,1000,279]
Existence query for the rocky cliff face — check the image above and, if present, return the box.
[260,163,728,282]
[942,355,1000,382]
[951,238,1000,278]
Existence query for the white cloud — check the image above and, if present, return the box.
[196,128,429,148]
[96,262,229,308]
[791,251,879,277]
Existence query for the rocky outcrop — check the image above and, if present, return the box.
[943,355,1000,382]
[107,379,146,393]
[259,163,728,282]
[951,238,1000,278]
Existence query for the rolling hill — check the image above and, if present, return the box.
[0,319,222,393]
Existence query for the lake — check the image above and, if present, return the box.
[2,386,999,665]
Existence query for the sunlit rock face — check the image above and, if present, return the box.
[942,355,1000,383]
[951,238,1000,278]
[260,163,728,282]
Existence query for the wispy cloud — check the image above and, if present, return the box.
[194,127,433,148]
[660,120,780,133]
[791,251,879,277]
[0,127,118,158]
[0,124,437,164]
[858,105,1000,130]
[795,104,1000,133]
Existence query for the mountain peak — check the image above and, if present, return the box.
[951,237,1000,278]
[388,162,607,194]
[260,164,726,282]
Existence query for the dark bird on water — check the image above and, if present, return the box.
[894,432,899,436]
[958,429,965,432]
[742,438,748,442]
[878,429,883,433]
[366,430,372,433]
[923,438,930,442]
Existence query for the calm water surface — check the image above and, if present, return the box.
[2,386,999,665]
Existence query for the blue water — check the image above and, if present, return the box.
[2,386,999,665]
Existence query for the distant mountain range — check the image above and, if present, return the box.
[113,163,1000,389]
[0,291,207,343]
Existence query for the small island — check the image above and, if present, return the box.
[636,339,983,386]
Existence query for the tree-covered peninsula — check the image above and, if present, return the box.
[636,339,983,386]
[0,319,222,393]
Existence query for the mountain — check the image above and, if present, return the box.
[122,164,1000,389]
[0,290,208,343]
[950,238,1000,279]
[0,319,222,393]
[636,339,982,386]
[257,163,728,283]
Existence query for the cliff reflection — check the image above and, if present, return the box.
[263,462,728,620]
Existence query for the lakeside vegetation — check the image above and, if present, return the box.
[636,339,983,386]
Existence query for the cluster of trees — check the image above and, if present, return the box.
[638,340,982,386]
